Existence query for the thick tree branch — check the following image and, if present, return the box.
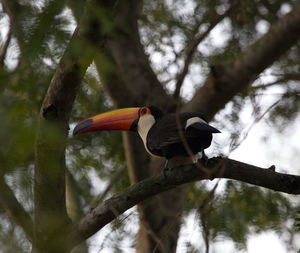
[34,1,112,251]
[185,3,300,119]
[67,0,137,109]
[69,157,300,248]
[0,174,33,241]
[106,0,174,109]
[34,31,87,253]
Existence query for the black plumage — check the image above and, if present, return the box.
[146,111,220,159]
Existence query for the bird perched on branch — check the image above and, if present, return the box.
[73,106,220,170]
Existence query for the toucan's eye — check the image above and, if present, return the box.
[140,108,147,115]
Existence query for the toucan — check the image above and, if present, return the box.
[73,106,220,169]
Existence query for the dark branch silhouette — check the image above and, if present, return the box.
[185,3,300,119]
[69,157,300,248]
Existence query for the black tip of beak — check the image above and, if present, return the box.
[206,125,221,133]
[188,123,221,133]
[206,124,221,133]
[209,125,221,133]
[73,119,93,136]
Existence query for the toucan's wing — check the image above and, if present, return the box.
[147,113,219,150]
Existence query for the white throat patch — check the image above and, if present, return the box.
[137,114,156,154]
[185,117,207,129]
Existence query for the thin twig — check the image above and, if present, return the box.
[173,1,239,98]
[252,91,300,96]
[0,173,33,241]
[229,98,282,153]
[141,218,168,253]
[197,181,219,253]
[252,73,300,90]
[175,108,227,179]
[175,109,211,175]
[90,165,126,209]
[151,210,183,253]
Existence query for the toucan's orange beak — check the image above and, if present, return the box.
[73,107,140,135]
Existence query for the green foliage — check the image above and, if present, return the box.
[269,92,300,128]
[185,181,295,249]
[0,221,30,253]
[295,210,300,229]
[207,181,292,247]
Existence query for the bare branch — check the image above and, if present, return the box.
[69,157,300,248]
[0,27,11,67]
[229,98,281,152]
[90,165,126,208]
[0,174,33,241]
[141,219,169,253]
[184,3,300,120]
[252,73,300,90]
[173,1,238,98]
[197,181,219,253]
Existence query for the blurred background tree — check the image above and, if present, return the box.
[0,0,299,252]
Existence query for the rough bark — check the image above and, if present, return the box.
[184,3,300,118]
[106,0,173,109]
[69,157,300,248]
[34,28,86,253]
